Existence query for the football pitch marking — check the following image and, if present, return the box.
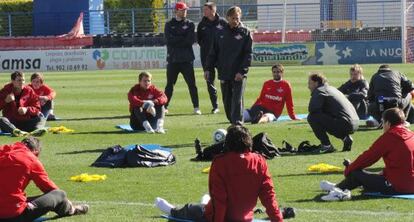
[75,200,414,217]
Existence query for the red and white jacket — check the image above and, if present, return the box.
[28,84,56,101]
[253,79,297,120]
[128,84,167,111]
[0,83,40,121]
[0,142,58,218]
[204,151,283,222]
[345,125,414,193]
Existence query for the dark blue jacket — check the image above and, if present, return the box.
[205,23,253,80]
[165,18,195,63]
[197,14,227,69]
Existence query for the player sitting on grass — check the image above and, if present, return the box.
[29,72,57,121]
[0,137,89,221]
[319,108,414,201]
[155,125,284,221]
[0,71,47,137]
[244,64,299,124]
[128,71,167,133]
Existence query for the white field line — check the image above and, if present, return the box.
[74,200,414,217]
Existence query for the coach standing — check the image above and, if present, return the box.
[197,2,227,114]
[205,6,253,124]
[164,2,201,115]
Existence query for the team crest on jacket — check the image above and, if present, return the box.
[235,34,242,40]
[277,87,284,93]
[216,24,223,30]
[148,94,154,99]
[182,25,188,30]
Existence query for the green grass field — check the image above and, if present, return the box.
[1,64,414,221]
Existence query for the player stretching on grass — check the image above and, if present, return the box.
[0,137,89,221]
[0,71,47,137]
[319,108,414,201]
[128,71,167,134]
[155,125,284,222]
[244,64,299,124]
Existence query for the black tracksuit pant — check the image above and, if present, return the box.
[0,115,46,133]
[337,170,398,194]
[307,113,358,146]
[220,78,246,124]
[0,190,73,222]
[165,62,199,109]
[129,105,165,131]
[205,69,218,110]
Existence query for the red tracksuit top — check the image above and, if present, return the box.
[345,125,414,193]
[0,83,41,122]
[28,84,56,101]
[128,84,168,111]
[0,142,58,218]
[253,79,297,120]
[204,151,283,222]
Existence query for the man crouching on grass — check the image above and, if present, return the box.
[155,125,284,222]
[0,137,88,221]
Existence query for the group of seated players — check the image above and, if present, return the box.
[1,63,414,222]
[0,71,56,137]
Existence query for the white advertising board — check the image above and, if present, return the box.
[0,46,201,72]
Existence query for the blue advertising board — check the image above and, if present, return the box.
[315,40,402,64]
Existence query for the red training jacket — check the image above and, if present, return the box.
[0,142,58,218]
[28,84,56,101]
[0,83,41,121]
[204,151,283,222]
[253,80,297,120]
[128,84,167,111]
[345,125,414,193]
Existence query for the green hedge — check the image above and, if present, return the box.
[0,0,33,13]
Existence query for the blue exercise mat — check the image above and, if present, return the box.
[364,192,414,199]
[116,124,139,132]
[276,113,307,122]
[124,144,172,152]
[33,217,50,222]
[0,131,11,136]
[161,215,268,222]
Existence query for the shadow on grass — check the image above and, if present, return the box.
[278,172,343,178]
[70,130,142,135]
[295,192,381,203]
[56,148,106,155]
[55,115,129,122]
[357,125,381,131]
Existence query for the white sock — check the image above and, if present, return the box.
[155,197,175,214]
[200,194,210,205]
[143,121,154,133]
[156,119,164,130]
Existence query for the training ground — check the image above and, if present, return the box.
[1,64,414,221]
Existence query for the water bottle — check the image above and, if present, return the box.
[378,96,384,112]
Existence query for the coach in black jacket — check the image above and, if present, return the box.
[308,73,359,152]
[205,6,253,124]
[197,2,227,114]
[368,64,413,123]
[164,2,200,114]
[338,64,369,119]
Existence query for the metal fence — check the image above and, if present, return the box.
[0,1,408,37]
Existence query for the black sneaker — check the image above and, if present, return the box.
[72,204,89,215]
[282,207,296,219]
[342,135,353,152]
[251,111,264,124]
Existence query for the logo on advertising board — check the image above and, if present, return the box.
[92,50,109,69]
[0,55,41,71]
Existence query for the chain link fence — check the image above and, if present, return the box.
[0,1,408,38]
